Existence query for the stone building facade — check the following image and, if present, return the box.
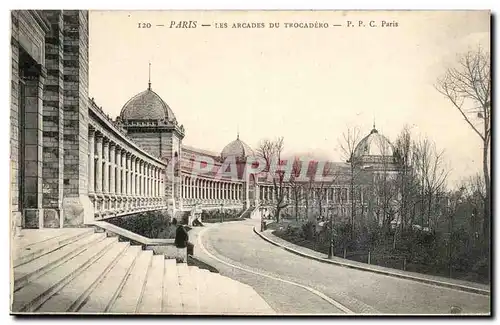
[10,10,400,233]
[10,10,167,234]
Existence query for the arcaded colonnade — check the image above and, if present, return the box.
[258,184,364,218]
[88,103,166,218]
[182,176,244,205]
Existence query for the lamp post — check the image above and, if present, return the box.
[328,205,335,259]
[260,207,265,232]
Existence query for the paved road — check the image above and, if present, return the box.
[194,219,490,315]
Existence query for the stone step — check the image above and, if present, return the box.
[205,273,236,314]
[137,255,165,313]
[14,233,107,291]
[177,263,199,314]
[162,259,183,314]
[13,228,95,267]
[191,267,214,314]
[12,237,118,312]
[214,275,272,315]
[37,241,130,313]
[77,246,142,313]
[108,250,153,313]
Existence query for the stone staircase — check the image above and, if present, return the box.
[11,228,274,315]
[239,206,256,219]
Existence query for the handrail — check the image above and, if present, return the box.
[91,220,174,246]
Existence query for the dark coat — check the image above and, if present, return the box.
[175,225,189,248]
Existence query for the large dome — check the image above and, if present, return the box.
[221,136,254,159]
[120,88,176,122]
[354,127,394,157]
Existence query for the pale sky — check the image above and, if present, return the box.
[88,10,490,186]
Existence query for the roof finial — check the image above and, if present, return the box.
[370,117,378,134]
[148,62,152,90]
[237,124,240,140]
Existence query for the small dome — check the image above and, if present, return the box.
[354,127,394,157]
[221,136,254,159]
[120,88,176,122]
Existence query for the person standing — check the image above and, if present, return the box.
[174,218,194,261]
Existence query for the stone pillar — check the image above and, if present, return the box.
[126,153,131,196]
[102,139,109,194]
[88,129,95,193]
[109,142,115,195]
[95,134,103,194]
[194,179,198,199]
[181,176,185,199]
[146,164,149,197]
[153,167,156,197]
[149,165,153,197]
[41,11,64,226]
[116,148,122,196]
[61,11,92,226]
[131,157,136,196]
[121,150,126,197]
[142,161,146,197]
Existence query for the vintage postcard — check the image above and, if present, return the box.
[9,10,490,315]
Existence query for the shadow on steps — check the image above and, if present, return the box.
[187,256,219,274]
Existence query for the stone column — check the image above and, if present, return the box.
[121,150,126,197]
[102,139,109,194]
[182,176,185,199]
[141,162,145,198]
[195,179,199,199]
[88,129,95,193]
[109,143,115,195]
[116,148,122,196]
[95,134,103,194]
[126,153,131,196]
[150,165,154,198]
[131,157,136,196]
[147,164,151,197]
[153,167,156,197]
[144,162,147,197]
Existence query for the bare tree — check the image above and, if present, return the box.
[338,126,362,238]
[394,125,416,231]
[257,137,288,223]
[460,173,486,235]
[288,157,304,221]
[436,46,491,240]
[413,136,450,229]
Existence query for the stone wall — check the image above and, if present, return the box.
[11,11,49,229]
[126,132,161,157]
[42,11,65,213]
[61,11,91,227]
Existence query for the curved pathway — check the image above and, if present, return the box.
[194,219,490,315]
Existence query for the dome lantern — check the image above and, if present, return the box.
[221,135,254,160]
